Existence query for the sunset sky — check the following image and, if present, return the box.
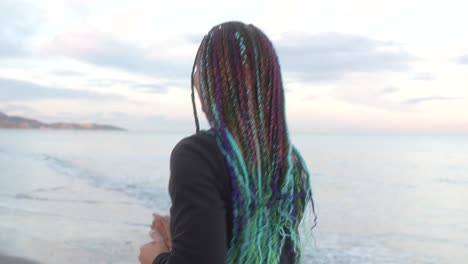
[1,0,467,134]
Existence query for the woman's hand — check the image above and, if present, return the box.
[151,213,172,249]
[139,230,169,264]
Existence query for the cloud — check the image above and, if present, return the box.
[44,30,415,84]
[456,54,468,65]
[0,104,34,112]
[131,84,168,93]
[402,96,458,104]
[85,78,168,93]
[184,33,205,45]
[86,78,136,87]
[0,78,123,102]
[46,31,193,79]
[303,95,321,100]
[51,70,85,77]
[0,1,41,57]
[412,72,435,80]
[275,32,415,82]
[378,86,399,95]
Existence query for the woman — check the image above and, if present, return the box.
[139,21,316,264]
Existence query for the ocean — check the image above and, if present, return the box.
[0,130,467,263]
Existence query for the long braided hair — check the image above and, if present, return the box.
[191,21,316,263]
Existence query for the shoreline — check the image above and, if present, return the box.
[0,254,40,264]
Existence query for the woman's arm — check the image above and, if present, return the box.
[154,136,229,264]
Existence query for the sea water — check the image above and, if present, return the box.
[0,130,467,263]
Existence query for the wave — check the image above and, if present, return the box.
[33,153,170,210]
[304,232,442,264]
[35,153,101,185]
[0,203,147,227]
[434,177,468,185]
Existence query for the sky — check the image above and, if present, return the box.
[0,0,467,134]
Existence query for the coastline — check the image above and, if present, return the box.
[0,254,40,264]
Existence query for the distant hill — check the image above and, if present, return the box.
[0,111,125,131]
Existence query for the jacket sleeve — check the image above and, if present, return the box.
[154,136,229,264]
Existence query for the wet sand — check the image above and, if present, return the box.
[0,180,156,264]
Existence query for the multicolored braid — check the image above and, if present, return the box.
[190,21,317,264]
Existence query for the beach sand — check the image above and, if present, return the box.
[0,180,158,264]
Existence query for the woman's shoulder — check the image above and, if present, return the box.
[170,129,222,171]
[172,129,218,154]
[169,129,229,194]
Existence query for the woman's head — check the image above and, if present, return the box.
[191,21,315,264]
[192,21,285,138]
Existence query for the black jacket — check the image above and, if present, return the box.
[154,131,295,264]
